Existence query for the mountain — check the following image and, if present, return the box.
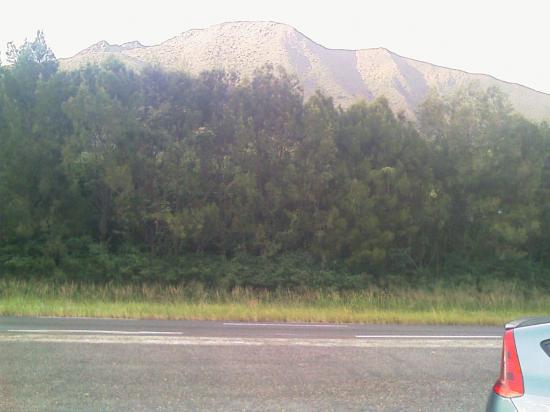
[59,21,550,121]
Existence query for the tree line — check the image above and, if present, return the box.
[1,33,549,288]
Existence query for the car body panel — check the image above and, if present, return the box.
[512,395,550,412]
[486,319,550,412]
[512,322,550,411]
[486,392,518,412]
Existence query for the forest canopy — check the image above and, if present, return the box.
[1,33,549,289]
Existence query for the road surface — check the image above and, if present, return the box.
[0,317,503,411]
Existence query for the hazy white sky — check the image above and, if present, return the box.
[2,0,549,93]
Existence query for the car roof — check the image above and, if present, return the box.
[505,317,550,329]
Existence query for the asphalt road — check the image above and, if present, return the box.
[0,317,504,411]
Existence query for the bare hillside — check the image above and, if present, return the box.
[59,21,550,120]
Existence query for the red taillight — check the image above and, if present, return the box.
[493,329,524,398]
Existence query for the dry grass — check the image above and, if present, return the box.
[0,280,548,325]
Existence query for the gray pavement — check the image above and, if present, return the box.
[0,317,504,411]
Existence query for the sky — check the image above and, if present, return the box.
[1,0,549,94]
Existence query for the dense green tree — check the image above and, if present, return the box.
[0,32,73,256]
[418,86,546,274]
[2,35,550,288]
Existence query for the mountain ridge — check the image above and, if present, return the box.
[59,21,550,121]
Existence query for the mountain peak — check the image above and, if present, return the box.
[76,40,144,56]
[61,21,550,121]
[172,20,296,43]
[120,40,145,50]
[78,40,111,54]
[187,20,295,32]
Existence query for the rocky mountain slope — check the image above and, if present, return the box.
[59,21,550,120]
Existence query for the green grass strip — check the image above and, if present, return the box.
[0,280,548,325]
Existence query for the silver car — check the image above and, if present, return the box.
[486,317,550,411]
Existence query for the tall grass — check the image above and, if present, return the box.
[0,279,548,325]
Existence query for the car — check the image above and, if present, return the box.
[486,317,550,412]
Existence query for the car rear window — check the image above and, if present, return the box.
[542,340,550,358]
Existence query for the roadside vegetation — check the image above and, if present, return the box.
[1,33,550,324]
[1,280,548,325]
